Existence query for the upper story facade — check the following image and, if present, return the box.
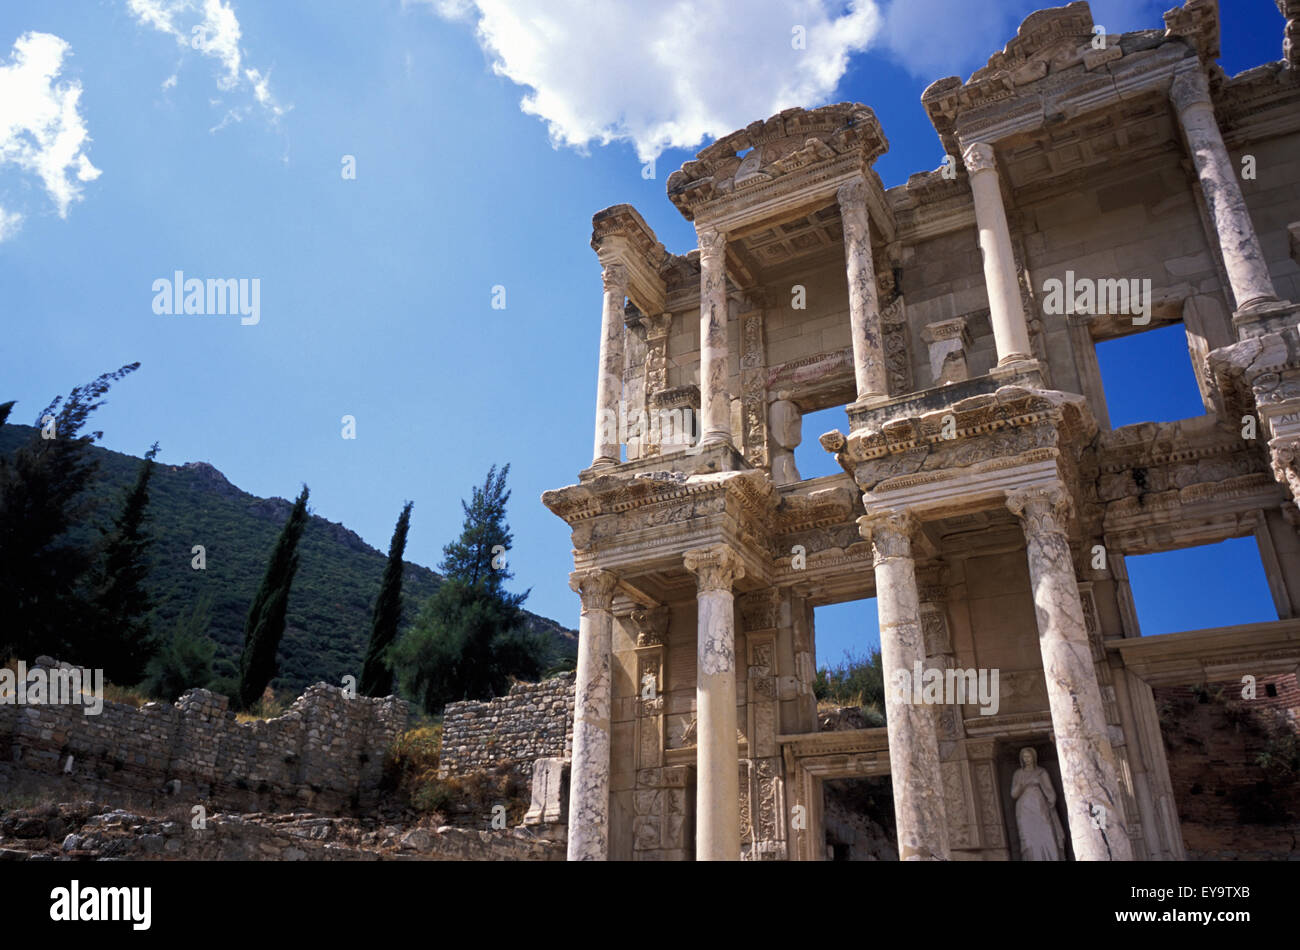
[574,0,1300,525]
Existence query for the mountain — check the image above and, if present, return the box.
[0,424,577,694]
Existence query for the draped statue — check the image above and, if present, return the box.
[1011,747,1066,860]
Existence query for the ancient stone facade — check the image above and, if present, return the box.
[543,0,1300,860]
[0,681,408,815]
[438,674,575,778]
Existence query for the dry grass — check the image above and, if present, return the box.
[235,686,290,722]
[102,683,150,708]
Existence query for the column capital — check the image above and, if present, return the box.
[836,176,869,210]
[697,228,727,261]
[570,569,619,611]
[837,178,871,247]
[1169,65,1212,115]
[627,605,670,646]
[961,141,998,176]
[1006,483,1072,537]
[683,544,745,592]
[858,510,918,564]
[601,260,629,296]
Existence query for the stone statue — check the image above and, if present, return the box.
[1011,747,1066,860]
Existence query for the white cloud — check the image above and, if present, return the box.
[422,1,1181,160]
[0,205,24,241]
[417,0,882,161]
[127,0,287,121]
[0,32,101,224]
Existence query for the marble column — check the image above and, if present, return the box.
[1170,66,1279,313]
[860,510,950,860]
[683,544,745,860]
[566,569,618,860]
[697,229,732,446]
[591,262,628,468]
[1006,485,1133,861]
[837,178,888,402]
[962,142,1034,365]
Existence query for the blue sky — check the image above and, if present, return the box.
[0,0,1286,669]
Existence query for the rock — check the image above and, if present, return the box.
[399,828,432,851]
[13,818,47,839]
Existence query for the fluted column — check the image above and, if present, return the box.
[1006,485,1133,861]
[592,262,628,467]
[1170,66,1279,313]
[566,569,618,860]
[838,178,888,402]
[683,544,745,860]
[962,142,1034,365]
[860,510,949,860]
[697,229,732,446]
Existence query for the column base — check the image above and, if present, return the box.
[850,392,893,411]
[1232,299,1300,340]
[578,440,748,482]
[989,358,1043,388]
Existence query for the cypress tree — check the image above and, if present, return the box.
[237,485,310,709]
[0,363,140,662]
[360,500,413,697]
[84,443,161,683]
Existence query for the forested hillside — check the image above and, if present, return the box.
[0,424,576,693]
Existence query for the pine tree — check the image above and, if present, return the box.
[143,594,217,702]
[84,443,161,684]
[0,363,140,662]
[360,501,413,697]
[391,465,545,714]
[237,485,310,709]
[438,464,523,599]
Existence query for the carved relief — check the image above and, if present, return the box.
[881,296,913,396]
[941,760,975,849]
[974,760,1006,849]
[740,307,769,467]
[737,588,782,632]
[629,605,670,646]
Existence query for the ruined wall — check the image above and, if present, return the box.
[1155,674,1300,860]
[438,673,574,778]
[0,683,408,815]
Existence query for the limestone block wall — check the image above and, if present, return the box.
[438,673,575,778]
[0,683,409,814]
